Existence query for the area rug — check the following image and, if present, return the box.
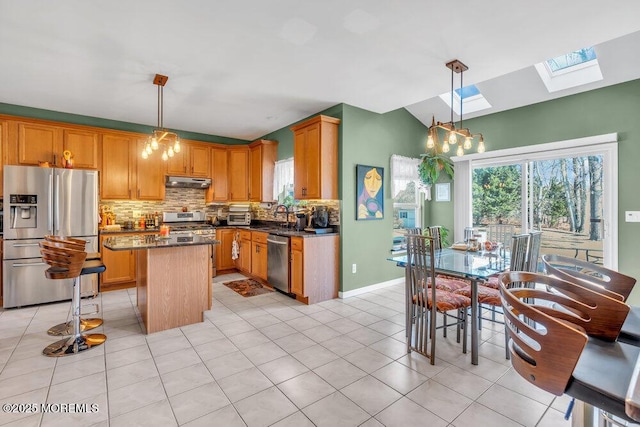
[224,279,274,297]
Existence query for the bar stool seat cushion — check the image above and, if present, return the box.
[566,338,640,423]
[81,259,106,275]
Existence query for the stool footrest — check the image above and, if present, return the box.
[43,334,106,357]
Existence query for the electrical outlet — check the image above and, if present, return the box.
[352,264,357,274]
[626,211,640,222]
[133,210,141,218]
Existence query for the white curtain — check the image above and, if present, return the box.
[273,157,294,201]
[390,154,429,200]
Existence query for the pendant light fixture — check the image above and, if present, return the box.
[141,74,181,160]
[426,60,485,156]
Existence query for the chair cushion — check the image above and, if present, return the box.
[453,284,502,306]
[81,259,106,275]
[619,305,640,344]
[430,276,470,292]
[566,338,640,423]
[483,275,500,289]
[413,290,471,311]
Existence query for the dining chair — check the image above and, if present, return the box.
[486,224,515,257]
[427,226,443,250]
[406,234,471,365]
[542,254,640,345]
[499,271,637,425]
[405,227,423,235]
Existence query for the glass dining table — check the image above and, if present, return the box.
[389,247,509,365]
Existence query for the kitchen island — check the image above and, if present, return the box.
[103,234,219,333]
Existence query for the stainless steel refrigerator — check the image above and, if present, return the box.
[3,165,99,308]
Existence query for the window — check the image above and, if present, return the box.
[273,158,294,204]
[391,155,423,231]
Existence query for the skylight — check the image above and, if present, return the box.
[439,84,491,115]
[535,47,603,93]
[546,47,597,73]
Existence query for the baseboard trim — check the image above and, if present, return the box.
[339,277,404,299]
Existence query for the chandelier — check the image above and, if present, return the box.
[141,74,181,161]
[426,60,485,156]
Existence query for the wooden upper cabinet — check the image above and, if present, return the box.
[165,145,188,175]
[291,115,340,200]
[190,144,211,177]
[207,147,228,202]
[166,141,211,177]
[249,139,278,202]
[101,134,134,199]
[62,129,99,169]
[102,134,164,201]
[136,139,165,200]
[228,147,249,201]
[0,122,5,198]
[17,122,60,166]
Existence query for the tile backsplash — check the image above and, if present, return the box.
[102,189,340,225]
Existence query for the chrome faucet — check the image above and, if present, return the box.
[274,204,290,228]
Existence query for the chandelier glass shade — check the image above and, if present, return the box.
[141,74,181,161]
[427,60,485,156]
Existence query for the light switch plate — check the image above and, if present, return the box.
[625,211,640,222]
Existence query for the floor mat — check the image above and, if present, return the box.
[223,279,274,297]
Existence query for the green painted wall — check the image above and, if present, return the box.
[429,78,640,302]
[0,103,248,145]
[339,105,427,292]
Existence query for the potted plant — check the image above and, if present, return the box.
[418,148,454,186]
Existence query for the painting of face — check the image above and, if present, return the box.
[356,164,384,220]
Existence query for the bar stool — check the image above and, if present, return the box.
[43,236,104,336]
[40,237,107,357]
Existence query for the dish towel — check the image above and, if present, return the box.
[231,239,239,260]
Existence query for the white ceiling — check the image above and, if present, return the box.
[1,1,640,141]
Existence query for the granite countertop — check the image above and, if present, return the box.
[218,223,339,238]
[100,227,160,234]
[103,234,220,251]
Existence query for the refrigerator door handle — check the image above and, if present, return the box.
[11,243,40,247]
[48,173,54,233]
[13,262,47,267]
[54,173,60,235]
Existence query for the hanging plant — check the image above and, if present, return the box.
[418,148,454,186]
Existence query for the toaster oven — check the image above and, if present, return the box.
[228,212,251,226]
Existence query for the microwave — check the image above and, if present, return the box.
[228,212,251,226]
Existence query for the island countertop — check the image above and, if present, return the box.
[103,234,220,251]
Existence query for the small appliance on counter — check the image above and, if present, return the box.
[304,206,332,234]
[227,204,251,226]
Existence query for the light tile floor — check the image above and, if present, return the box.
[0,273,573,426]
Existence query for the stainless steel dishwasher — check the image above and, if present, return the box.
[267,234,290,293]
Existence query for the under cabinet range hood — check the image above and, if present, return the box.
[165,176,211,188]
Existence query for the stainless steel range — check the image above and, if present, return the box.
[162,211,217,277]
[162,211,216,236]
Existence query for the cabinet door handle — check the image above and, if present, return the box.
[129,189,131,198]
[191,166,194,173]
[137,188,140,198]
[184,166,186,173]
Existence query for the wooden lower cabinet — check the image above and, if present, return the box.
[251,232,268,281]
[290,235,339,304]
[236,230,252,273]
[216,228,236,271]
[99,232,154,290]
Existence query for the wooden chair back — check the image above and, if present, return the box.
[39,239,87,279]
[499,272,588,395]
[500,271,630,342]
[542,254,636,302]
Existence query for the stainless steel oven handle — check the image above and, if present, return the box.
[12,262,47,267]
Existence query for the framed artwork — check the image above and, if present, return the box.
[356,164,384,220]
[435,183,450,202]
